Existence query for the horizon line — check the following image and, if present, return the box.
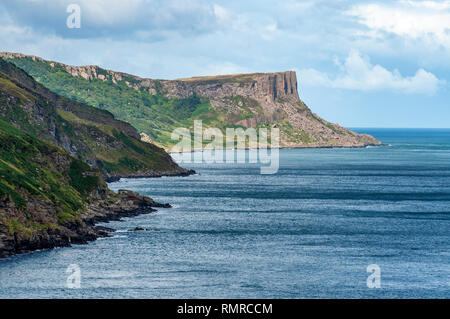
[348,126,450,130]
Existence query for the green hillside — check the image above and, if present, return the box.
[0,117,103,234]
[3,56,260,148]
[2,53,381,149]
[0,58,189,179]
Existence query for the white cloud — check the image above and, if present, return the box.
[1,0,449,89]
[298,50,443,95]
[282,0,315,11]
[213,4,231,25]
[0,0,218,39]
[400,0,450,10]
[212,3,279,41]
[76,0,145,26]
[348,1,450,49]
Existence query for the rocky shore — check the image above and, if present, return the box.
[104,169,196,183]
[0,190,170,259]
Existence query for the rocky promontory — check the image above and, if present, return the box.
[0,187,170,259]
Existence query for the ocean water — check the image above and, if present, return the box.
[0,128,449,298]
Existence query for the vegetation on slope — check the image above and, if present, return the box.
[5,57,260,148]
[0,118,103,231]
[0,58,187,178]
[3,55,380,149]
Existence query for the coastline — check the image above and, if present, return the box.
[168,143,386,154]
[104,169,196,183]
[0,190,172,259]
[0,143,385,260]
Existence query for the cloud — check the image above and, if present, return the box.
[400,0,450,10]
[0,0,218,40]
[348,1,450,49]
[1,0,449,89]
[213,4,231,26]
[298,50,444,95]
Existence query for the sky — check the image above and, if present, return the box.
[0,0,449,128]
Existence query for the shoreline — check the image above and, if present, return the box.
[104,169,196,183]
[0,143,387,259]
[168,143,386,154]
[0,144,386,259]
[0,190,172,259]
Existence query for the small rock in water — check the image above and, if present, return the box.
[93,226,116,237]
[128,227,152,232]
[94,226,116,233]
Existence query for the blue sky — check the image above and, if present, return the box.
[1,0,449,128]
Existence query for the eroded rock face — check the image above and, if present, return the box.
[162,72,380,148]
[0,187,169,259]
[140,132,153,144]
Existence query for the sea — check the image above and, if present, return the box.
[0,128,449,298]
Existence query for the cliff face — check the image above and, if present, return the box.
[156,71,380,148]
[2,52,381,148]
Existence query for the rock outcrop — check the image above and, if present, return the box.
[0,186,169,259]
[163,72,380,148]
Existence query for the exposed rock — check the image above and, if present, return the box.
[128,227,153,232]
[0,187,168,259]
[93,225,116,237]
[140,132,153,144]
[167,72,381,148]
[105,170,196,183]
[0,76,178,259]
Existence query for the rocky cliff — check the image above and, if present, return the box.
[2,52,381,149]
[166,71,379,148]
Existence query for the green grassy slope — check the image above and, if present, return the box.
[0,58,188,178]
[0,118,103,232]
[4,56,255,148]
[3,54,381,150]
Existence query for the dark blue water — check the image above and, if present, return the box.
[1,129,449,298]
